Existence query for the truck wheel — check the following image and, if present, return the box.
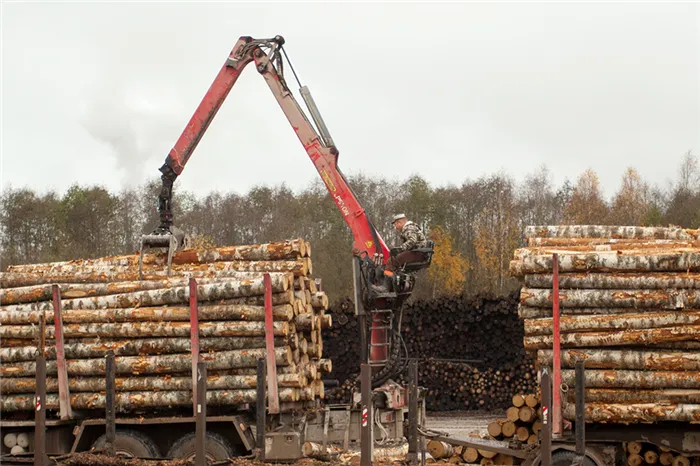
[167,432,235,461]
[92,429,160,458]
[552,450,597,466]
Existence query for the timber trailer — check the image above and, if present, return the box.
[1,35,433,463]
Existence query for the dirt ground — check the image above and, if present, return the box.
[46,411,499,466]
[55,454,407,466]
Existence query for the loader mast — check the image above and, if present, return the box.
[151,35,389,263]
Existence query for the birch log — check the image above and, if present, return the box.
[524,326,700,350]
[519,288,695,309]
[6,240,308,272]
[537,349,700,371]
[524,310,700,336]
[0,321,289,340]
[570,389,700,404]
[2,276,289,313]
[524,225,698,240]
[524,273,700,290]
[561,369,700,389]
[518,306,643,319]
[563,402,700,423]
[0,347,292,377]
[0,336,293,363]
[0,373,306,394]
[510,252,700,277]
[0,389,300,412]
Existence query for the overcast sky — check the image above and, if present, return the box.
[2,2,699,199]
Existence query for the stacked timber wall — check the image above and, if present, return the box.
[511,225,700,424]
[324,293,537,411]
[0,239,332,415]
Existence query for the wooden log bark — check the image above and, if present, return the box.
[510,252,700,277]
[295,314,315,331]
[0,336,291,363]
[518,306,670,319]
[0,347,292,377]
[524,326,700,350]
[427,441,453,459]
[302,441,330,460]
[310,292,329,310]
[3,276,289,313]
[571,389,700,404]
[527,237,698,247]
[523,272,700,290]
[524,225,698,240]
[0,260,306,288]
[537,349,700,371]
[563,402,700,423]
[561,369,700,389]
[0,262,301,288]
[525,310,700,336]
[1,372,306,394]
[6,240,308,272]
[0,388,299,412]
[519,288,695,309]
[1,320,289,340]
[0,303,294,325]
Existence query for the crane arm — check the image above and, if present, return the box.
[152,36,389,262]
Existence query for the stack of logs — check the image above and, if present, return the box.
[426,393,542,465]
[324,293,537,411]
[486,394,541,446]
[623,442,691,466]
[510,225,700,424]
[0,239,332,415]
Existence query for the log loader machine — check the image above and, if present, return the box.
[1,36,433,464]
[141,35,434,388]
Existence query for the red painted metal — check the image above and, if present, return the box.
[552,253,562,435]
[161,36,389,262]
[263,273,280,414]
[51,285,72,420]
[189,278,200,415]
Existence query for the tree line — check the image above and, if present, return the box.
[1,151,698,299]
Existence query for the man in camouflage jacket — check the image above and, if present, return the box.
[371,214,429,293]
[387,214,428,271]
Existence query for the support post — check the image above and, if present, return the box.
[352,258,368,364]
[263,273,280,414]
[408,360,419,465]
[256,358,267,462]
[105,351,116,456]
[34,311,49,466]
[52,285,72,420]
[575,359,586,457]
[540,368,553,466]
[195,362,207,466]
[189,278,200,415]
[360,363,373,466]
[552,253,562,436]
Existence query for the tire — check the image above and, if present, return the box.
[91,429,160,458]
[166,432,235,461]
[552,450,597,466]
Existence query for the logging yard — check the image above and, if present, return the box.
[6,225,700,466]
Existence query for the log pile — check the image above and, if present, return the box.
[486,394,541,445]
[622,442,691,466]
[323,293,537,411]
[510,225,700,424]
[0,239,332,416]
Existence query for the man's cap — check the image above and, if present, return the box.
[392,214,406,223]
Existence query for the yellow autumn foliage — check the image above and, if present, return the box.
[427,226,470,296]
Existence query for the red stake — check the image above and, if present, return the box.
[552,253,562,436]
[52,286,72,420]
[263,273,280,414]
[189,278,200,415]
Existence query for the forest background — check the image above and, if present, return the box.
[3,152,698,300]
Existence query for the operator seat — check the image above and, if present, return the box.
[400,240,435,273]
